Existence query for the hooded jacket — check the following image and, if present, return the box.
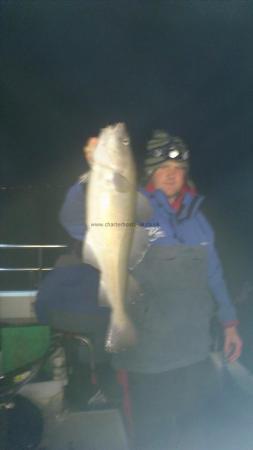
[59,180,237,327]
[139,186,237,326]
[112,186,238,372]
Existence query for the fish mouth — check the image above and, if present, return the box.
[100,122,128,140]
[112,122,125,131]
[107,123,131,150]
[109,123,127,138]
[93,122,132,172]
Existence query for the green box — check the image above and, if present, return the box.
[1,325,50,374]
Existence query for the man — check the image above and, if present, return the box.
[59,136,97,242]
[35,136,114,409]
[37,135,100,332]
[109,130,243,448]
[36,137,108,349]
[59,130,242,448]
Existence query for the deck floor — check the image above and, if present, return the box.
[2,366,253,450]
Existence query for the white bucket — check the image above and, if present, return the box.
[20,380,64,416]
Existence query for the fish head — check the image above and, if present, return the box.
[94,123,136,184]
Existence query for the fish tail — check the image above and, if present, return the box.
[105,314,137,353]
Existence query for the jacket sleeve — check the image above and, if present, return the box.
[197,213,238,326]
[59,181,86,241]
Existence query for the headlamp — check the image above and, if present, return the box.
[147,143,189,162]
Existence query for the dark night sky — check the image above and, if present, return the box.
[1,1,253,288]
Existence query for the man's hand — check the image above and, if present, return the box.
[83,137,98,165]
[224,326,243,363]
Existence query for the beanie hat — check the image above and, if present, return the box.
[143,130,190,181]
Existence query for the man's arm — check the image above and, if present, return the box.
[207,242,242,362]
[197,213,242,362]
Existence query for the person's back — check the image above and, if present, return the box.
[35,249,110,363]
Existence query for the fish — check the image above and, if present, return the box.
[82,123,151,352]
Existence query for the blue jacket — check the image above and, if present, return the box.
[139,187,237,325]
[35,263,109,324]
[59,180,237,325]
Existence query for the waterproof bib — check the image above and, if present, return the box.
[113,244,214,373]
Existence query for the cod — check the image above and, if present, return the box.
[83,123,149,352]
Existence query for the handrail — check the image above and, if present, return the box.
[0,244,68,288]
[0,244,67,271]
[0,245,67,249]
[0,268,52,272]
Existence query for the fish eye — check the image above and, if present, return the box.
[122,138,129,146]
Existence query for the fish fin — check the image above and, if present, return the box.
[98,277,110,307]
[128,225,150,270]
[113,173,132,193]
[105,313,137,353]
[82,234,99,269]
[135,191,153,223]
[126,273,143,303]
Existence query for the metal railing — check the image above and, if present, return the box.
[0,244,67,290]
[0,244,67,272]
